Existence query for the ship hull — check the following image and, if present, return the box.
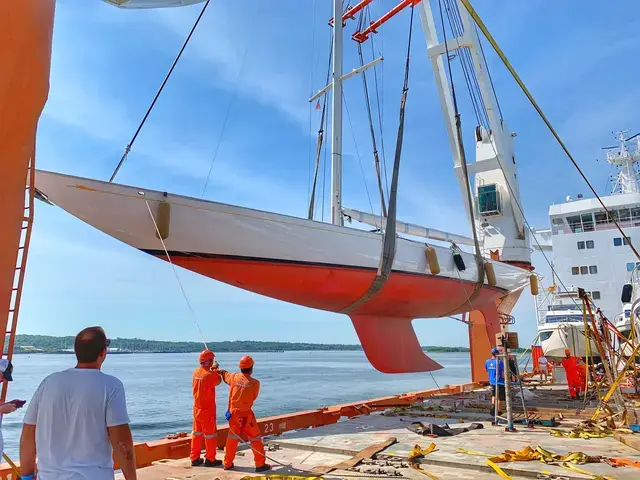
[35,170,531,373]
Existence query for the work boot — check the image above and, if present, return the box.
[204,459,222,467]
[191,458,204,467]
[224,463,234,470]
[255,464,272,473]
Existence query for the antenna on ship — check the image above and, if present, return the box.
[605,130,640,195]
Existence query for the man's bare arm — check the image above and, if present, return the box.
[20,424,37,477]
[108,424,137,480]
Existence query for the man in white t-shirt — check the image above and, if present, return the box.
[538,355,549,382]
[20,327,137,480]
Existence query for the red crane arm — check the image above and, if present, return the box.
[352,0,421,43]
[329,0,374,27]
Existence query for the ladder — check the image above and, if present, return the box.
[0,156,35,402]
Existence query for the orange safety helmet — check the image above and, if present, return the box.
[564,348,571,355]
[199,350,215,364]
[239,355,254,369]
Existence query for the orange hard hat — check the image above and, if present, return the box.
[564,348,571,355]
[239,355,254,369]
[199,350,215,364]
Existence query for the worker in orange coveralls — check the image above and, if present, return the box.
[190,350,222,467]
[576,358,587,395]
[220,356,271,472]
[561,348,580,399]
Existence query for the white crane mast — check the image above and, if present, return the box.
[418,0,530,265]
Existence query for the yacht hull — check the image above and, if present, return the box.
[35,170,531,373]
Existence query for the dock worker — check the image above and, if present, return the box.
[219,356,271,472]
[576,358,587,394]
[485,347,505,416]
[191,350,222,467]
[561,348,580,399]
[537,354,549,382]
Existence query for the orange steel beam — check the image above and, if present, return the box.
[0,382,477,475]
[329,0,374,27]
[0,0,55,401]
[352,0,421,43]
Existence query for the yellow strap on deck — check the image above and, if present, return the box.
[487,459,513,480]
[560,462,614,480]
[409,443,437,459]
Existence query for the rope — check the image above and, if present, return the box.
[109,0,211,183]
[460,0,640,262]
[340,5,416,314]
[143,199,208,350]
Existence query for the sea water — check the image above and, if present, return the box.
[1,351,473,459]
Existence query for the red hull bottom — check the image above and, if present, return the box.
[159,254,507,374]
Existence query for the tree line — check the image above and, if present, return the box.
[11,335,484,354]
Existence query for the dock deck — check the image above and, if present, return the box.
[120,385,640,480]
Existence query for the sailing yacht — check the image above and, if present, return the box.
[36,0,534,374]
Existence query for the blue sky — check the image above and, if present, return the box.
[20,0,640,347]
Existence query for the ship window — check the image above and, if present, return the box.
[623,237,630,245]
[592,291,601,300]
[589,265,598,274]
[567,215,582,233]
[614,237,622,246]
[608,210,619,222]
[546,315,583,323]
[572,267,579,275]
[539,331,553,341]
[632,207,640,221]
[619,208,631,222]
[580,266,588,275]
[627,263,635,272]
[477,184,501,216]
[581,213,594,231]
[594,211,607,227]
[577,241,585,250]
[586,240,594,249]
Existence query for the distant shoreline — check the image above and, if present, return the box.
[10,334,497,354]
[12,334,528,354]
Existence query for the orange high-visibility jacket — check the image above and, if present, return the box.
[221,371,260,413]
[193,366,222,410]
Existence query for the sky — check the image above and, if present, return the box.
[19,0,640,348]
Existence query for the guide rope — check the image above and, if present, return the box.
[144,199,208,350]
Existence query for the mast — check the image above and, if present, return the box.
[330,0,344,226]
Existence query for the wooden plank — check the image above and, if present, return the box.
[312,437,397,474]
[614,433,640,453]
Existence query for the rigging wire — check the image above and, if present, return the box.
[460,0,640,262]
[109,0,211,183]
[308,33,334,219]
[143,199,208,350]
[343,92,378,221]
[475,24,503,122]
[368,8,390,199]
[442,0,488,130]
[307,0,318,206]
[201,3,261,198]
[357,9,387,217]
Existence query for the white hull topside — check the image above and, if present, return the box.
[539,324,599,359]
[35,170,531,312]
